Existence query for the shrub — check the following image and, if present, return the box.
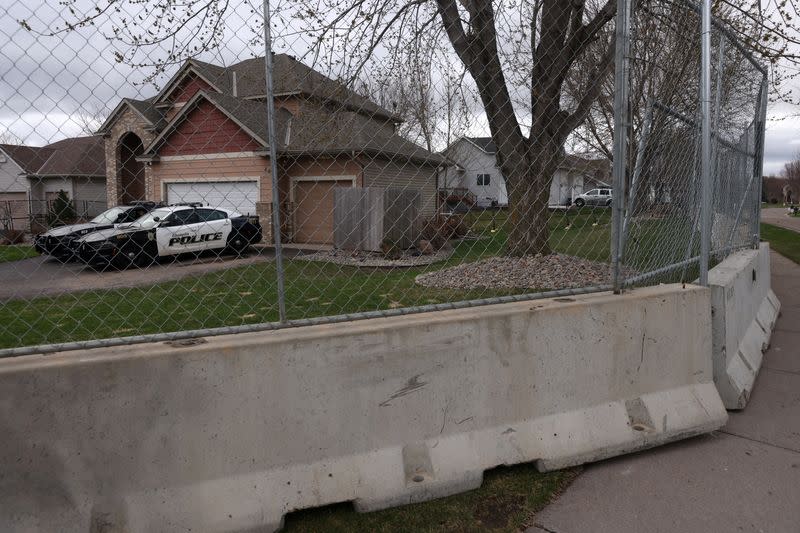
[380,239,402,260]
[419,215,468,250]
[47,190,77,227]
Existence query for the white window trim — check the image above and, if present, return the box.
[289,175,357,204]
[160,176,261,204]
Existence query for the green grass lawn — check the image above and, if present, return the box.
[282,465,579,533]
[0,207,690,351]
[0,208,616,349]
[761,223,800,264]
[0,244,37,263]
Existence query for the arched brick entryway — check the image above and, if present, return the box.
[117,132,146,204]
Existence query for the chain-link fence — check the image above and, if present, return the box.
[617,1,767,287]
[0,0,767,356]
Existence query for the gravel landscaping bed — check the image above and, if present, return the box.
[415,254,635,290]
[296,248,452,268]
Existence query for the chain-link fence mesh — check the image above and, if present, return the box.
[0,0,766,356]
[619,1,767,286]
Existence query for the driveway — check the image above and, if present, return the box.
[761,206,800,232]
[0,249,278,300]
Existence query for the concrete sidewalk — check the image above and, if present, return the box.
[529,251,800,533]
[762,207,800,233]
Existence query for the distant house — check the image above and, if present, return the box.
[440,136,610,208]
[0,144,43,231]
[0,136,106,232]
[96,54,445,245]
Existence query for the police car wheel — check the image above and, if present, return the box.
[228,235,248,255]
[574,198,585,208]
[134,252,155,268]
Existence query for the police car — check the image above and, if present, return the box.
[33,202,157,261]
[74,204,262,268]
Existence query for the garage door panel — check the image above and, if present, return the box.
[166,181,257,215]
[293,180,351,244]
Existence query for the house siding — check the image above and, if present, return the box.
[168,74,214,104]
[0,150,29,231]
[159,100,263,156]
[362,157,438,218]
[150,155,274,242]
[73,177,108,217]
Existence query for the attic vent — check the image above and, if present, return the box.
[284,115,293,146]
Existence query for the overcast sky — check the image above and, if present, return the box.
[1,0,798,175]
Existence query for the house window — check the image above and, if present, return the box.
[477,174,491,186]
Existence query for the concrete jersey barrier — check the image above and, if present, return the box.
[708,242,781,409]
[0,284,726,532]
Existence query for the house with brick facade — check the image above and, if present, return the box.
[97,54,445,245]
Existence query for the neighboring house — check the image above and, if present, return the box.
[96,54,445,245]
[441,137,610,207]
[1,136,107,233]
[440,137,509,207]
[26,136,108,224]
[0,144,46,231]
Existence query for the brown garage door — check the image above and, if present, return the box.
[293,179,352,244]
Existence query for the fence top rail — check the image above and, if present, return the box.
[652,102,757,157]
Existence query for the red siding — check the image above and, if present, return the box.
[167,74,214,104]
[158,100,263,156]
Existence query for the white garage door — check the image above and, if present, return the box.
[166,181,258,215]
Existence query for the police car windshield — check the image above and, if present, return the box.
[130,208,173,229]
[91,207,127,224]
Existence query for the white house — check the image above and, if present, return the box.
[441,137,610,207]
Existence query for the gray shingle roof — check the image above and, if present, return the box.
[188,54,401,122]
[465,137,497,153]
[1,136,106,177]
[125,98,164,126]
[148,91,443,166]
[0,144,54,173]
[36,136,106,177]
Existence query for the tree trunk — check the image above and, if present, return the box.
[504,135,562,257]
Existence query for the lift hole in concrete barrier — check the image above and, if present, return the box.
[281,501,357,528]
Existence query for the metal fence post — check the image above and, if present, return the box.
[753,76,768,245]
[263,0,287,322]
[699,0,712,286]
[611,0,632,293]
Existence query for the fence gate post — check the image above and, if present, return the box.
[611,0,632,293]
[699,0,712,285]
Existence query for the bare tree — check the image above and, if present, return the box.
[73,105,110,136]
[0,131,24,145]
[27,0,800,255]
[782,150,800,195]
[358,56,476,153]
